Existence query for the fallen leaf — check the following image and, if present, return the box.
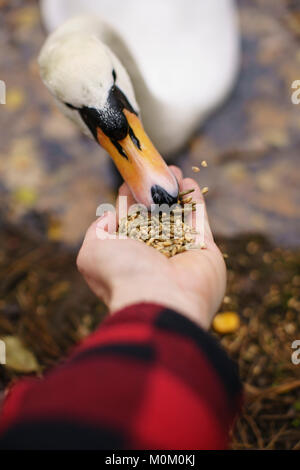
[13,187,37,207]
[49,281,70,301]
[47,218,62,241]
[6,88,25,111]
[1,336,39,373]
[10,6,39,29]
[213,312,240,334]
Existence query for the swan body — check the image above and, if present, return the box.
[39,1,240,206]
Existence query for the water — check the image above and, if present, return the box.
[0,0,299,247]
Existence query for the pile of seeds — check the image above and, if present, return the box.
[117,189,204,257]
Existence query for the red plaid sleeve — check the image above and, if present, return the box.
[0,303,242,450]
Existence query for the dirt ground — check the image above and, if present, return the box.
[0,0,300,450]
[0,218,299,450]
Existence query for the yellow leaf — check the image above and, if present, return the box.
[49,281,70,301]
[47,219,62,241]
[213,312,240,334]
[6,88,25,111]
[1,336,39,373]
[13,187,37,207]
[12,6,39,28]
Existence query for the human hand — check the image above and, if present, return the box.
[77,166,226,330]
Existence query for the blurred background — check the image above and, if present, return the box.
[0,0,299,450]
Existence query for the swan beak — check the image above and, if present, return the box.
[96,110,179,208]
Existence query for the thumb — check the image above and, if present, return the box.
[77,211,116,277]
[95,211,117,240]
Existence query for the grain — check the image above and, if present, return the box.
[178,188,195,198]
[192,166,200,173]
[117,189,206,257]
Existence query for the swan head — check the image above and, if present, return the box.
[38,19,178,208]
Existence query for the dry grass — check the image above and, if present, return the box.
[216,235,300,449]
[0,219,299,449]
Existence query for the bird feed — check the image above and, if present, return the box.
[117,189,205,257]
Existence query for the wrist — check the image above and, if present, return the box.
[108,277,210,330]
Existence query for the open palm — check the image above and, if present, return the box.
[77,166,226,330]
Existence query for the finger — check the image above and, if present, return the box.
[116,182,136,221]
[181,177,204,204]
[181,177,213,243]
[85,212,117,244]
[169,165,183,190]
[96,211,117,236]
[77,212,117,277]
[118,181,136,202]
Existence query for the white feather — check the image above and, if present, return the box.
[39,0,240,155]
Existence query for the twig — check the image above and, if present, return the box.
[244,413,264,449]
[265,424,288,450]
[245,380,300,401]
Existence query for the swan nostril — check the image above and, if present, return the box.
[151,185,178,206]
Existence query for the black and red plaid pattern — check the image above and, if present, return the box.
[0,303,242,449]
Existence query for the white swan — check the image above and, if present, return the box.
[38,1,239,208]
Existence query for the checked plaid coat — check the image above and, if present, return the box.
[0,303,242,449]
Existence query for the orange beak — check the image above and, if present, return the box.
[96,110,179,208]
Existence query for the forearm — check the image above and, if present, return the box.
[0,303,242,450]
[108,277,211,330]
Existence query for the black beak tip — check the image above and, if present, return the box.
[151,185,178,206]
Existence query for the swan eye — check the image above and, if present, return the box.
[112,69,117,82]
